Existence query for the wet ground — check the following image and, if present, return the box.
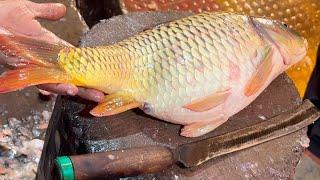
[0,98,53,179]
[0,0,88,179]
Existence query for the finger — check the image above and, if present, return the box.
[38,89,52,96]
[0,52,8,65]
[34,27,73,46]
[14,19,73,47]
[0,52,22,66]
[27,2,66,20]
[77,88,105,102]
[37,83,78,96]
[0,27,12,35]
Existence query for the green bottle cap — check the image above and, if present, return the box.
[55,156,75,180]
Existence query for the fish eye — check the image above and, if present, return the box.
[282,23,288,28]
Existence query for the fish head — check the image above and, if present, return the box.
[253,17,308,66]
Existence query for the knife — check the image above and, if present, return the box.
[54,100,320,180]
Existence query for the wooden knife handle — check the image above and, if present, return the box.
[56,146,175,180]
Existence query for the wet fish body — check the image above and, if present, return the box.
[120,0,320,97]
[0,12,307,137]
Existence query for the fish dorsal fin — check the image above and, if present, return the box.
[90,92,141,117]
[244,46,274,97]
[183,89,231,112]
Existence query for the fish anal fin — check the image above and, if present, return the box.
[244,46,274,97]
[180,116,228,137]
[183,89,231,112]
[0,34,68,67]
[90,93,141,117]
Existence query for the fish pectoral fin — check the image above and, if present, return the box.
[180,116,228,137]
[244,46,274,97]
[90,93,141,117]
[183,89,231,112]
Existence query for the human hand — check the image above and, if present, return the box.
[0,0,69,45]
[0,0,104,102]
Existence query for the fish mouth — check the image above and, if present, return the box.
[281,38,308,65]
[249,17,289,65]
[294,42,308,62]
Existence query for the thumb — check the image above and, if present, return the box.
[27,2,67,20]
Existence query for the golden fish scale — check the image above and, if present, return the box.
[59,12,265,115]
[58,46,133,91]
[121,0,320,97]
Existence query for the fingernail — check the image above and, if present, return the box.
[93,95,104,102]
[57,4,65,7]
[38,89,51,96]
[51,3,65,8]
[66,89,76,96]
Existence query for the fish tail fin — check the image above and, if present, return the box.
[0,33,68,67]
[0,66,71,93]
[0,34,72,93]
